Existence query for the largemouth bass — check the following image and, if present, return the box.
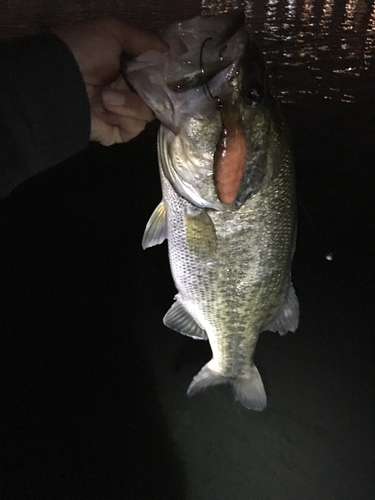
[126,14,299,411]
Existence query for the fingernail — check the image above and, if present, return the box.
[103,90,126,106]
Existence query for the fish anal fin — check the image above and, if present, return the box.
[265,283,299,336]
[233,365,267,411]
[163,300,208,340]
[142,201,167,249]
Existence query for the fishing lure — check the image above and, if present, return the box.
[200,37,247,205]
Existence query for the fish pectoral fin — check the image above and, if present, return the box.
[264,283,300,336]
[142,201,167,249]
[233,365,267,411]
[163,301,208,340]
[185,209,217,260]
[187,361,226,396]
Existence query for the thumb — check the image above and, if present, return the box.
[102,88,127,107]
[102,88,154,122]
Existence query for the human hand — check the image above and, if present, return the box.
[53,18,168,145]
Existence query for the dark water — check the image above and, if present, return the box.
[245,0,375,105]
[1,2,375,499]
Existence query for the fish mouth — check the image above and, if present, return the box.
[166,59,231,93]
[165,12,245,94]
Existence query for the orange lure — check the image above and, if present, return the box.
[213,101,247,205]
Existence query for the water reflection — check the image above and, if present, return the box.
[244,0,374,104]
[301,0,314,26]
[364,2,375,67]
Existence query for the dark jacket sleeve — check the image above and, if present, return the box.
[0,32,91,198]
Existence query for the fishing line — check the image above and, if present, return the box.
[200,37,223,110]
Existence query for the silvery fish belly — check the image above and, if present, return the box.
[126,14,299,411]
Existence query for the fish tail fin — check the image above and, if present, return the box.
[233,365,267,411]
[187,361,267,412]
[187,361,226,397]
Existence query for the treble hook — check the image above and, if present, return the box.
[200,37,223,110]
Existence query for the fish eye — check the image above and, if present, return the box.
[243,83,263,105]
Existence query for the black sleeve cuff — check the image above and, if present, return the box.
[0,32,90,197]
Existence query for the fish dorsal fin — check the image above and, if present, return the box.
[142,201,167,249]
[163,300,208,340]
[264,283,299,336]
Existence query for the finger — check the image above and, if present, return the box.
[102,111,148,137]
[90,113,148,145]
[118,118,148,142]
[102,88,154,122]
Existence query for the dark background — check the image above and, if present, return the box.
[1,1,374,499]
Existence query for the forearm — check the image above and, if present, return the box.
[0,33,90,198]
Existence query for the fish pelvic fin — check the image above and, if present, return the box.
[233,365,267,411]
[142,201,167,249]
[264,283,299,336]
[187,361,267,412]
[163,300,208,340]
